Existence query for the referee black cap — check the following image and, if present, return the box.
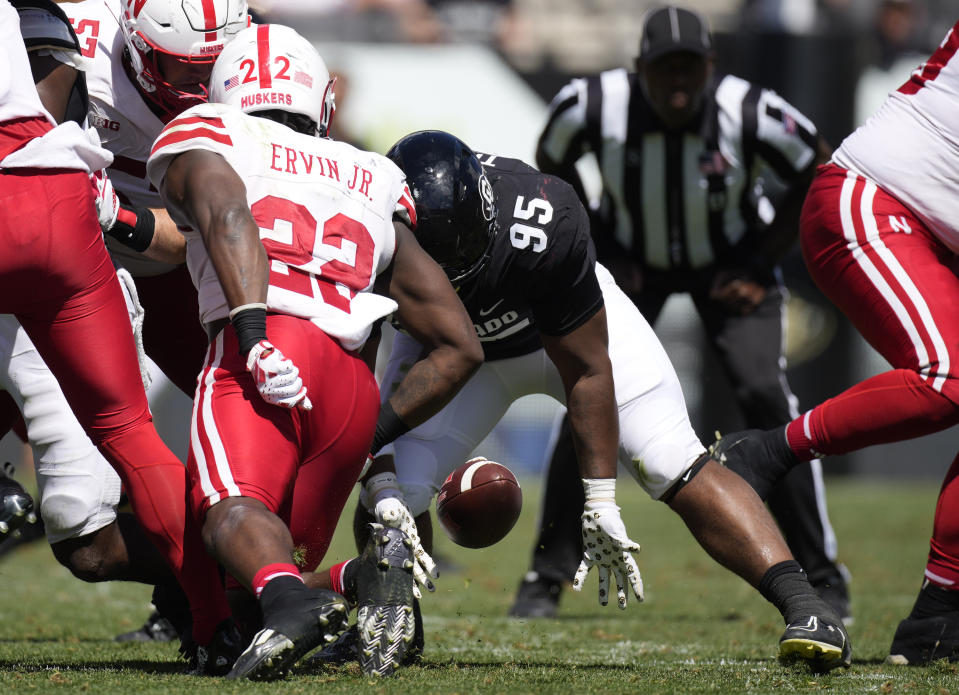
[639,5,712,61]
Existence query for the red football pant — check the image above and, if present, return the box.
[190,315,379,572]
[795,164,959,587]
[0,168,228,636]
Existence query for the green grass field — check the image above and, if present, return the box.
[1,477,957,694]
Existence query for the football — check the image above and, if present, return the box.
[436,457,522,549]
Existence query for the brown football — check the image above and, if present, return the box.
[436,457,522,549]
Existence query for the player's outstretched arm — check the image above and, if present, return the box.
[370,220,483,449]
[360,221,482,593]
[160,149,310,410]
[362,465,436,598]
[541,308,644,609]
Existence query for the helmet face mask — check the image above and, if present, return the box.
[209,24,336,138]
[120,0,248,121]
[386,130,498,287]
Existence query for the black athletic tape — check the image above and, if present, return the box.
[106,205,155,253]
[370,400,411,455]
[231,307,268,357]
[659,452,710,504]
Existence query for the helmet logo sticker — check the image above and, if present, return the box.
[293,71,313,88]
[479,174,495,222]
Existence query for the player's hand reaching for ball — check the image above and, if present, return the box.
[245,340,312,411]
[571,478,644,609]
[363,472,438,598]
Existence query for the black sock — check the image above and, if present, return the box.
[759,560,831,624]
[908,580,959,619]
[259,575,308,620]
[341,558,359,605]
[724,426,798,500]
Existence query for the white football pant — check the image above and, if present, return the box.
[380,263,705,517]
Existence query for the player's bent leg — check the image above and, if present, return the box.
[666,458,793,585]
[286,324,379,571]
[794,166,959,459]
[767,462,851,624]
[51,513,174,584]
[667,458,851,671]
[204,497,347,681]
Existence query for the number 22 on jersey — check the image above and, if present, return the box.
[253,195,375,314]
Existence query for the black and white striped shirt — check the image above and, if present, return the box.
[536,69,819,272]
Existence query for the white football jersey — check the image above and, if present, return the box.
[0,0,111,172]
[148,103,414,351]
[832,20,959,253]
[63,0,175,275]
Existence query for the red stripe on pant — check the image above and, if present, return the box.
[788,164,959,460]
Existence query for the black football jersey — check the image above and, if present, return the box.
[460,153,604,361]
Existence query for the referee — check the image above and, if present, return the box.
[510,4,851,622]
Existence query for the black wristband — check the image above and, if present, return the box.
[106,205,155,253]
[231,307,268,356]
[370,400,411,454]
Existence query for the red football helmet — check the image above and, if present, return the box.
[120,0,248,121]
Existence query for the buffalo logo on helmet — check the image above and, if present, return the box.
[479,174,495,222]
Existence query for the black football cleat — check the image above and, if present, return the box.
[226,588,348,681]
[887,582,959,665]
[308,598,424,670]
[116,610,179,643]
[355,523,416,676]
[181,618,244,676]
[0,461,36,538]
[117,582,192,642]
[887,614,959,665]
[307,623,360,667]
[708,427,796,500]
[509,572,562,618]
[779,614,852,672]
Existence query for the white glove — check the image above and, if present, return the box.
[90,169,120,232]
[571,478,644,609]
[245,340,313,411]
[115,268,151,392]
[364,472,438,599]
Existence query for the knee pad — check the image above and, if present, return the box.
[40,491,115,543]
[36,456,121,543]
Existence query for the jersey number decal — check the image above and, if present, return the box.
[68,19,100,58]
[252,196,375,314]
[509,196,552,253]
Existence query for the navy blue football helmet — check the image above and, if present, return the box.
[386,130,497,287]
